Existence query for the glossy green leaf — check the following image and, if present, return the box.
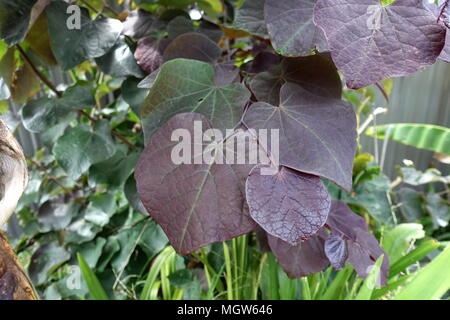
[366,123,450,156]
[46,1,122,70]
[53,121,116,180]
[21,85,96,132]
[95,36,145,78]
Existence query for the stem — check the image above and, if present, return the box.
[222,242,234,300]
[16,45,135,148]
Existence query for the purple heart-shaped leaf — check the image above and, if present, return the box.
[324,234,348,270]
[314,0,446,88]
[265,0,328,56]
[243,83,357,190]
[246,165,331,244]
[267,230,330,278]
[135,113,256,254]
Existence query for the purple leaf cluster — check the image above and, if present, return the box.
[128,0,449,282]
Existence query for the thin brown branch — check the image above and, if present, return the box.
[16,44,62,98]
[16,45,135,148]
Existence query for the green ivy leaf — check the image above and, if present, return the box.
[46,1,122,70]
[21,85,95,132]
[95,36,145,78]
[53,121,116,180]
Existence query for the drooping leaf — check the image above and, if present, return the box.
[134,36,171,73]
[95,36,144,78]
[313,0,446,88]
[265,0,328,56]
[162,33,222,63]
[267,230,330,278]
[324,234,348,270]
[243,83,356,191]
[46,1,123,70]
[0,0,36,46]
[250,54,342,105]
[326,200,389,285]
[366,123,450,156]
[53,121,116,180]
[21,85,95,132]
[246,165,331,244]
[234,0,268,38]
[141,59,250,143]
[135,113,256,254]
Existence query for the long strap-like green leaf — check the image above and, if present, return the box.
[366,123,450,155]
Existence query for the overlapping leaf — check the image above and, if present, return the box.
[234,0,268,38]
[46,1,123,70]
[21,85,95,132]
[326,200,389,284]
[267,230,330,278]
[324,234,347,270]
[135,113,256,254]
[265,0,328,56]
[243,83,356,190]
[141,59,250,142]
[250,54,342,105]
[246,165,331,244]
[162,33,222,63]
[134,36,171,73]
[314,0,446,88]
[95,36,144,78]
[53,121,115,180]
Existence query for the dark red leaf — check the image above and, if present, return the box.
[135,113,256,254]
[267,230,330,278]
[243,83,356,191]
[314,0,446,88]
[250,54,342,105]
[246,165,331,245]
[134,36,171,73]
[326,200,389,285]
[265,0,328,56]
[324,234,347,270]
